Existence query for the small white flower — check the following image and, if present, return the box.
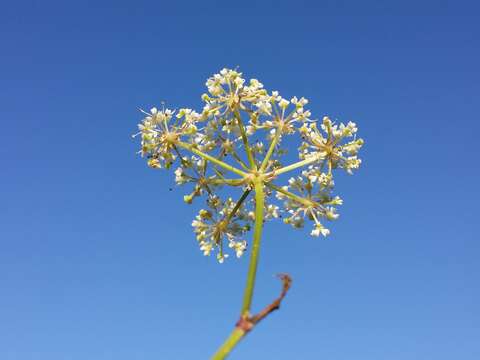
[311,224,330,237]
[255,99,272,115]
[265,204,280,219]
[278,98,290,109]
[217,253,229,263]
[174,167,188,184]
[229,240,247,258]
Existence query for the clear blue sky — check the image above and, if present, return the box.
[1,1,479,359]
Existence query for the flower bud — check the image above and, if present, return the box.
[183,194,194,204]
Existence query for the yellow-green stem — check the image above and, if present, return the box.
[211,179,265,359]
[266,183,316,208]
[259,128,281,172]
[234,110,256,169]
[211,328,245,360]
[176,141,247,177]
[208,178,245,186]
[225,189,252,222]
[241,179,264,314]
[272,153,321,176]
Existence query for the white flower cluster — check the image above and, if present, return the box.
[299,116,363,174]
[134,106,201,169]
[276,167,342,237]
[192,196,250,263]
[135,68,364,262]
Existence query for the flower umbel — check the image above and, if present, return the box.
[134,67,364,359]
[135,68,364,262]
[192,195,250,263]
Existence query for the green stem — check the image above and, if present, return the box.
[241,179,264,314]
[271,153,321,176]
[234,110,256,169]
[225,189,252,222]
[211,328,245,360]
[231,150,250,171]
[266,183,316,208]
[259,128,281,172]
[176,141,247,177]
[208,178,245,186]
[211,180,265,359]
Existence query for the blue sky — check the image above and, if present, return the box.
[1,1,479,359]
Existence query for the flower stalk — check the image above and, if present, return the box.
[176,141,248,177]
[233,110,256,170]
[259,127,281,172]
[211,179,264,360]
[270,152,322,176]
[241,179,264,315]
